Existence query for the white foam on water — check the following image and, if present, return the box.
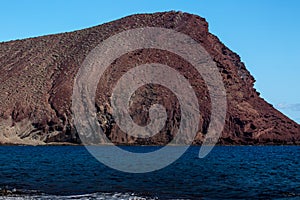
[0,192,158,200]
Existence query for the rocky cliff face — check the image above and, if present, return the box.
[0,11,299,145]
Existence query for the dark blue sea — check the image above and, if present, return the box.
[0,146,299,199]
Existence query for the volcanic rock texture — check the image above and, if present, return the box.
[0,11,299,145]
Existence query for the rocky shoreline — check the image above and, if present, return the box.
[0,187,39,197]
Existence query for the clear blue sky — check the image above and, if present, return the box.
[1,0,299,123]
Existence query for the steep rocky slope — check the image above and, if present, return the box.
[0,11,299,145]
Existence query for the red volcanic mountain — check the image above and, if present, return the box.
[0,11,299,145]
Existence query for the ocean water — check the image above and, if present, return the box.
[0,146,299,199]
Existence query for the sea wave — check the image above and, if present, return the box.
[0,192,158,200]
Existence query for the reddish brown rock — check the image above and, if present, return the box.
[0,11,299,145]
